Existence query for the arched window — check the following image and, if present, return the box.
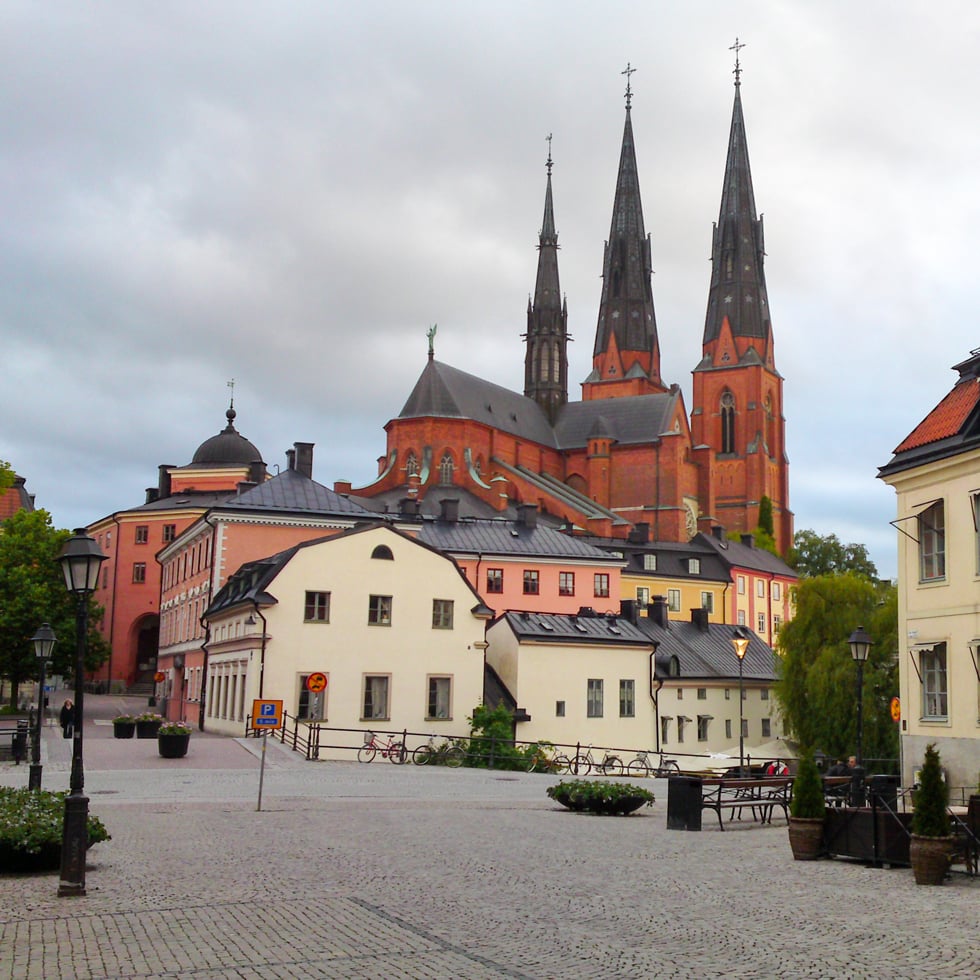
[720,391,736,454]
[371,545,394,561]
[552,343,560,382]
[540,342,550,381]
[405,451,418,477]
[439,453,455,485]
[764,394,775,455]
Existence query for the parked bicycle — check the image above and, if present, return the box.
[525,742,566,773]
[568,744,623,776]
[412,734,465,767]
[625,750,679,778]
[358,731,407,764]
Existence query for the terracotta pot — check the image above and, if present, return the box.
[788,815,825,860]
[910,834,955,885]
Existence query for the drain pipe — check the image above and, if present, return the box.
[649,643,662,753]
[250,601,269,698]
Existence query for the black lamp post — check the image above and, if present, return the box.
[56,529,107,898]
[848,626,873,768]
[732,626,751,776]
[28,623,57,791]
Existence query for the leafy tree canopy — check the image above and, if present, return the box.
[788,528,879,581]
[775,573,898,763]
[0,460,13,493]
[0,510,109,705]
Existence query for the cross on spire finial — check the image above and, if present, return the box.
[730,37,746,86]
[546,133,553,176]
[226,377,235,409]
[622,62,636,108]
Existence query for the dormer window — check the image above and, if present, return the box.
[687,558,700,575]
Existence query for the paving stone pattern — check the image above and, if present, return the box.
[0,697,977,978]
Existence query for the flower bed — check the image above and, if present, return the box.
[547,779,655,816]
[0,787,110,873]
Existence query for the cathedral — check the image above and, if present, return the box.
[353,64,792,554]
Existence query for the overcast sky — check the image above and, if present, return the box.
[4,2,980,580]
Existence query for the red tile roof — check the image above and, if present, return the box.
[894,379,980,453]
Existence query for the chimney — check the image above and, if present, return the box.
[712,525,726,543]
[249,460,267,484]
[741,533,755,548]
[294,442,314,479]
[577,606,597,618]
[334,479,353,494]
[649,595,669,628]
[145,487,159,504]
[399,497,420,517]
[690,608,709,632]
[628,522,650,544]
[285,448,296,471]
[407,472,421,496]
[517,503,538,529]
[439,498,459,523]
[158,465,173,499]
[237,481,257,496]
[620,599,639,626]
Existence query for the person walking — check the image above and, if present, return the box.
[60,699,75,739]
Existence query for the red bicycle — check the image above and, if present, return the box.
[358,731,407,764]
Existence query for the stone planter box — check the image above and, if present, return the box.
[157,733,190,758]
[112,721,136,739]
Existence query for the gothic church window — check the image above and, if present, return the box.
[439,453,455,485]
[721,391,736,454]
[552,344,560,382]
[405,451,419,477]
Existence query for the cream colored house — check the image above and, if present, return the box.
[202,523,492,756]
[879,349,980,789]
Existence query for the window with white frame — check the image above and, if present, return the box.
[594,573,610,598]
[362,675,390,720]
[426,676,451,719]
[135,524,148,544]
[636,586,650,606]
[559,571,575,596]
[701,591,714,613]
[688,558,700,574]
[667,589,681,612]
[523,570,540,595]
[643,554,657,571]
[918,500,945,581]
[773,614,782,634]
[368,595,392,626]
[757,612,766,633]
[737,575,746,594]
[304,591,330,623]
[920,643,948,719]
[737,610,746,626]
[587,678,603,718]
[486,568,503,594]
[619,679,635,718]
[772,582,781,602]
[756,580,766,598]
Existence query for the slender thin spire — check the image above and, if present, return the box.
[702,46,771,348]
[730,37,745,87]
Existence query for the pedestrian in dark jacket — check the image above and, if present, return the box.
[60,699,75,739]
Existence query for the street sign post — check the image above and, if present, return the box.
[252,699,284,811]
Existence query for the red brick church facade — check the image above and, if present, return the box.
[352,70,792,553]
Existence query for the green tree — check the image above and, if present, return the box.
[0,460,13,493]
[757,495,774,537]
[0,510,109,707]
[775,573,898,764]
[788,528,879,581]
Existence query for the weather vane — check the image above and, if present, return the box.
[227,377,235,409]
[730,37,746,85]
[427,324,437,358]
[546,133,553,176]
[622,62,636,108]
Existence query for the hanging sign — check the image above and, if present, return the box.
[890,696,901,722]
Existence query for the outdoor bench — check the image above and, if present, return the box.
[699,776,794,831]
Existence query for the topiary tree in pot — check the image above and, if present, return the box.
[909,743,954,885]
[788,750,826,860]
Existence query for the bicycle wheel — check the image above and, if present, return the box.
[389,741,407,764]
[599,755,623,776]
[656,760,680,777]
[357,745,376,763]
[551,754,570,774]
[413,745,434,765]
[571,755,592,776]
[444,745,465,768]
[627,760,650,778]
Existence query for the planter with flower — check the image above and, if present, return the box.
[909,743,954,885]
[135,712,164,739]
[547,779,655,816]
[788,751,826,860]
[157,721,192,758]
[112,714,136,739]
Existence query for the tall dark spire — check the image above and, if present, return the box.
[702,48,772,349]
[588,67,662,395]
[524,135,568,424]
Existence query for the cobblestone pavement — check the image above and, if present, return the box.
[0,697,977,978]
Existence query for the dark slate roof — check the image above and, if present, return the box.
[398,359,556,446]
[553,391,679,449]
[694,531,797,579]
[190,406,264,467]
[490,461,626,525]
[638,616,777,682]
[584,537,730,584]
[126,490,239,514]
[418,518,622,563]
[356,486,527,522]
[219,467,373,516]
[498,611,652,646]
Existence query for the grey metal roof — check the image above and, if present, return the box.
[190,406,264,467]
[490,461,626,525]
[418,519,622,563]
[219,468,373,516]
[583,537,731,583]
[499,610,652,646]
[398,359,556,446]
[553,391,678,449]
[694,531,797,579]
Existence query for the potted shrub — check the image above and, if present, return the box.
[546,779,654,816]
[0,787,110,873]
[788,751,826,860]
[157,721,192,758]
[909,743,954,885]
[135,712,164,739]
[112,714,136,739]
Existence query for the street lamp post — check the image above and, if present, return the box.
[56,529,107,898]
[28,624,57,791]
[848,626,873,768]
[732,626,751,777]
